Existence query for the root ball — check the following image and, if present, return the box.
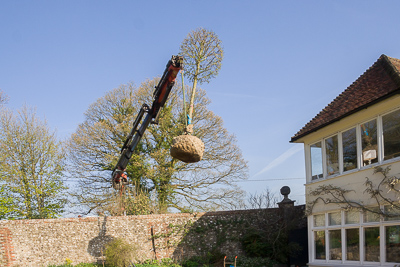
[170,135,205,163]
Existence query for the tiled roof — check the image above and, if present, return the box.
[291,54,400,142]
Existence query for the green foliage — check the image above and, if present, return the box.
[47,264,102,267]
[105,238,137,267]
[179,27,224,127]
[236,256,276,267]
[180,28,224,85]
[0,185,17,219]
[136,259,181,267]
[181,260,198,267]
[181,249,224,267]
[74,264,103,267]
[0,106,67,219]
[242,230,272,257]
[242,228,301,263]
[47,260,184,267]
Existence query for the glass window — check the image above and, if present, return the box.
[384,205,400,221]
[329,230,342,260]
[315,231,326,259]
[345,210,359,224]
[311,142,323,180]
[328,212,341,226]
[386,225,400,263]
[346,228,359,261]
[364,227,380,262]
[314,214,325,227]
[326,135,339,176]
[364,207,381,223]
[383,109,400,160]
[360,120,378,166]
[342,128,357,172]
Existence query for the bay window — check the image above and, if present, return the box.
[308,108,400,181]
[311,208,400,264]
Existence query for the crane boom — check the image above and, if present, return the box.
[112,55,183,190]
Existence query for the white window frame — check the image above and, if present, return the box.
[309,208,400,266]
[306,108,400,182]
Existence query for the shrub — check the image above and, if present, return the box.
[181,260,198,267]
[105,238,137,267]
[236,256,276,267]
[135,258,181,267]
[47,264,101,267]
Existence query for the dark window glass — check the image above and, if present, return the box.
[326,135,339,176]
[384,205,400,221]
[329,229,342,260]
[386,225,400,263]
[364,227,380,262]
[361,120,378,166]
[383,109,400,160]
[342,128,357,171]
[315,231,326,259]
[346,228,359,261]
[364,207,381,223]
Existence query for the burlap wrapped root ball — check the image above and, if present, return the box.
[170,135,205,163]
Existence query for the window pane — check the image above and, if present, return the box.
[364,227,380,262]
[364,207,381,223]
[342,128,357,171]
[383,109,400,160]
[329,230,342,260]
[345,210,359,224]
[328,212,341,226]
[386,225,400,263]
[326,135,339,176]
[314,214,325,227]
[311,142,323,180]
[384,205,400,221]
[361,120,378,166]
[315,231,326,259]
[346,228,359,261]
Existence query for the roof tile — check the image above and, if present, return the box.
[291,55,400,142]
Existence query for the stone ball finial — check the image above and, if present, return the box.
[279,186,295,206]
[280,186,291,197]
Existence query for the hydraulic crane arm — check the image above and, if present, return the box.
[111,55,183,189]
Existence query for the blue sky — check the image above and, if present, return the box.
[2,1,400,206]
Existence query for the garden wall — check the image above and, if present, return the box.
[0,204,306,267]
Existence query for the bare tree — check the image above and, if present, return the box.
[180,28,223,132]
[68,79,247,215]
[0,106,67,219]
[0,90,9,105]
[246,188,279,209]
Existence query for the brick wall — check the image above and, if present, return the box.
[0,206,306,267]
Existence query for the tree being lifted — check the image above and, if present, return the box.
[68,81,247,215]
[68,30,244,215]
[170,28,224,163]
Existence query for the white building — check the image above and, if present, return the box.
[291,55,400,266]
